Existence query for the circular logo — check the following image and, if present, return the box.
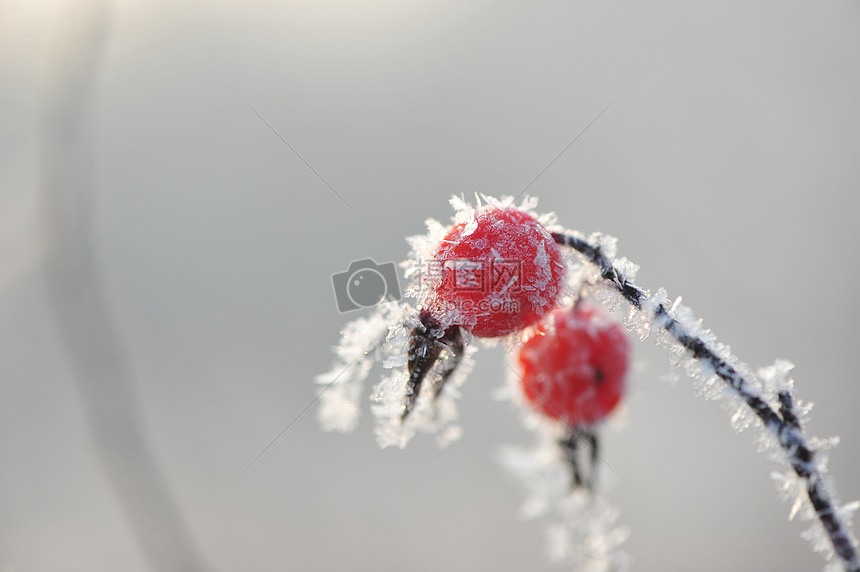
[347,267,387,308]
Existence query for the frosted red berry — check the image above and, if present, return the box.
[426,205,565,338]
[517,302,629,427]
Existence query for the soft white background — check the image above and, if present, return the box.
[2,0,859,570]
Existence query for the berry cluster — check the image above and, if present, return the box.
[317,195,859,572]
[321,196,630,489]
[399,199,630,488]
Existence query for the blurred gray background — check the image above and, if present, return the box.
[1,0,858,570]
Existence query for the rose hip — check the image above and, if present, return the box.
[517,302,629,427]
[426,206,565,338]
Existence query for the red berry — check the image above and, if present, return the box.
[516,303,629,427]
[426,205,565,338]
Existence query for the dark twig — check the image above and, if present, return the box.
[558,429,600,490]
[403,311,463,420]
[552,231,860,572]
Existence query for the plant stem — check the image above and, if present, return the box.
[552,231,859,572]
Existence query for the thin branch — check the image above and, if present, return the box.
[552,231,860,572]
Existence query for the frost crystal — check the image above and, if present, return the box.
[498,417,630,572]
[316,301,416,433]
[316,294,480,448]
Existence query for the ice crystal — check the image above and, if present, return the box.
[316,301,416,433]
[498,415,630,572]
